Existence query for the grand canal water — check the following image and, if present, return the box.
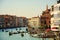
[0,27,53,40]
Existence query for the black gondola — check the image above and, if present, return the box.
[9,32,13,36]
[17,31,20,33]
[21,33,24,37]
[5,30,8,32]
[2,29,4,32]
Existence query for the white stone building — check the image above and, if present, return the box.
[28,16,40,28]
[51,3,60,31]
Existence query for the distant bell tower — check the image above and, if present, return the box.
[46,5,48,10]
[45,5,49,12]
[57,0,60,4]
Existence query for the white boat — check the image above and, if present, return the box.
[30,34,38,37]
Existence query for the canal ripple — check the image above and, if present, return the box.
[0,27,54,40]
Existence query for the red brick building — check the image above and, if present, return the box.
[40,5,51,29]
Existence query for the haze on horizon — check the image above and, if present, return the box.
[0,0,57,18]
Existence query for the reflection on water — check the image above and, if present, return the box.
[0,27,53,40]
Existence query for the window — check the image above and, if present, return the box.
[46,17,49,19]
[54,13,60,18]
[51,14,54,18]
[49,21,50,23]
[54,6,59,11]
[59,7,60,10]
[44,20,46,24]
[51,5,54,11]
[57,0,60,4]
[41,21,43,23]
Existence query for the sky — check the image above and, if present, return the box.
[0,0,57,18]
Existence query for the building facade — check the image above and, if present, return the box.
[28,16,40,28]
[16,17,28,27]
[4,15,16,28]
[9,15,16,27]
[23,17,28,27]
[51,2,60,31]
[0,15,28,28]
[0,15,5,28]
[40,5,51,29]
[28,16,40,34]
[0,15,16,28]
